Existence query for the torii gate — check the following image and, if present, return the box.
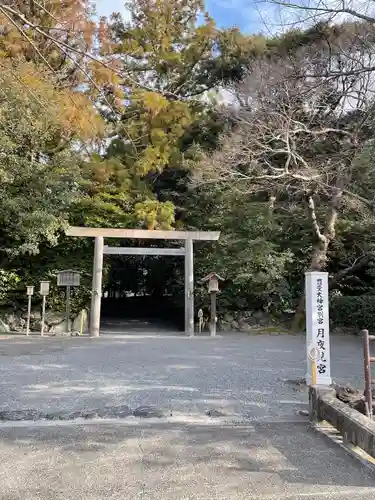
[66,227,220,336]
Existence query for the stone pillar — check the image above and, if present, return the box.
[90,236,104,337]
[185,238,194,335]
[305,271,332,386]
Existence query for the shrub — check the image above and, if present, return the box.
[330,295,375,331]
[0,270,20,305]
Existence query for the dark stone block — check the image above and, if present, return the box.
[298,409,309,417]
[92,408,109,418]
[82,411,97,419]
[45,411,69,420]
[206,409,228,417]
[0,409,44,421]
[109,405,133,418]
[0,410,19,421]
[69,411,84,420]
[132,406,164,418]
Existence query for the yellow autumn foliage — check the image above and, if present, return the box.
[0,60,104,141]
[134,199,175,230]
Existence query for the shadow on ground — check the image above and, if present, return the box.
[0,421,374,500]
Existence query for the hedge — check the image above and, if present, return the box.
[330,295,375,331]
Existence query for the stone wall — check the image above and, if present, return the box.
[0,308,88,335]
[309,386,375,458]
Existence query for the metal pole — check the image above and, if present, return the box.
[210,291,217,337]
[26,295,31,336]
[184,238,194,336]
[41,295,46,336]
[363,329,373,419]
[312,360,317,386]
[66,285,71,334]
[90,236,104,337]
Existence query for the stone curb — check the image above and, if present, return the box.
[312,422,375,473]
[309,386,375,469]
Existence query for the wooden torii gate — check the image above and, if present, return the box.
[66,227,220,336]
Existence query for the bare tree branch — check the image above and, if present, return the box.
[270,0,375,24]
[195,36,375,281]
[330,253,371,288]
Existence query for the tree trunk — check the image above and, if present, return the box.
[292,239,329,331]
[292,190,341,331]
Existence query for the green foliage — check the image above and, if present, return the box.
[0,270,20,305]
[330,295,375,331]
[0,60,99,259]
[115,0,256,97]
[0,237,96,310]
[2,2,375,327]
[188,187,294,314]
[107,0,256,178]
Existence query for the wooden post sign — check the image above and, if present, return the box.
[39,281,50,336]
[26,286,34,336]
[200,272,224,337]
[57,270,81,334]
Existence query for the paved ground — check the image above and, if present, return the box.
[0,327,367,418]
[1,421,375,500]
[0,334,309,419]
[0,326,373,499]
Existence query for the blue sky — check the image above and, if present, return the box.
[95,0,269,33]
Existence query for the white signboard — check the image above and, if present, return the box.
[40,281,50,296]
[305,272,331,386]
[57,270,80,287]
[26,286,34,296]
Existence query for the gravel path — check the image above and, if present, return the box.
[1,421,375,500]
[0,330,373,499]
[0,330,367,420]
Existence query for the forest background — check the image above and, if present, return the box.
[1,0,375,332]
